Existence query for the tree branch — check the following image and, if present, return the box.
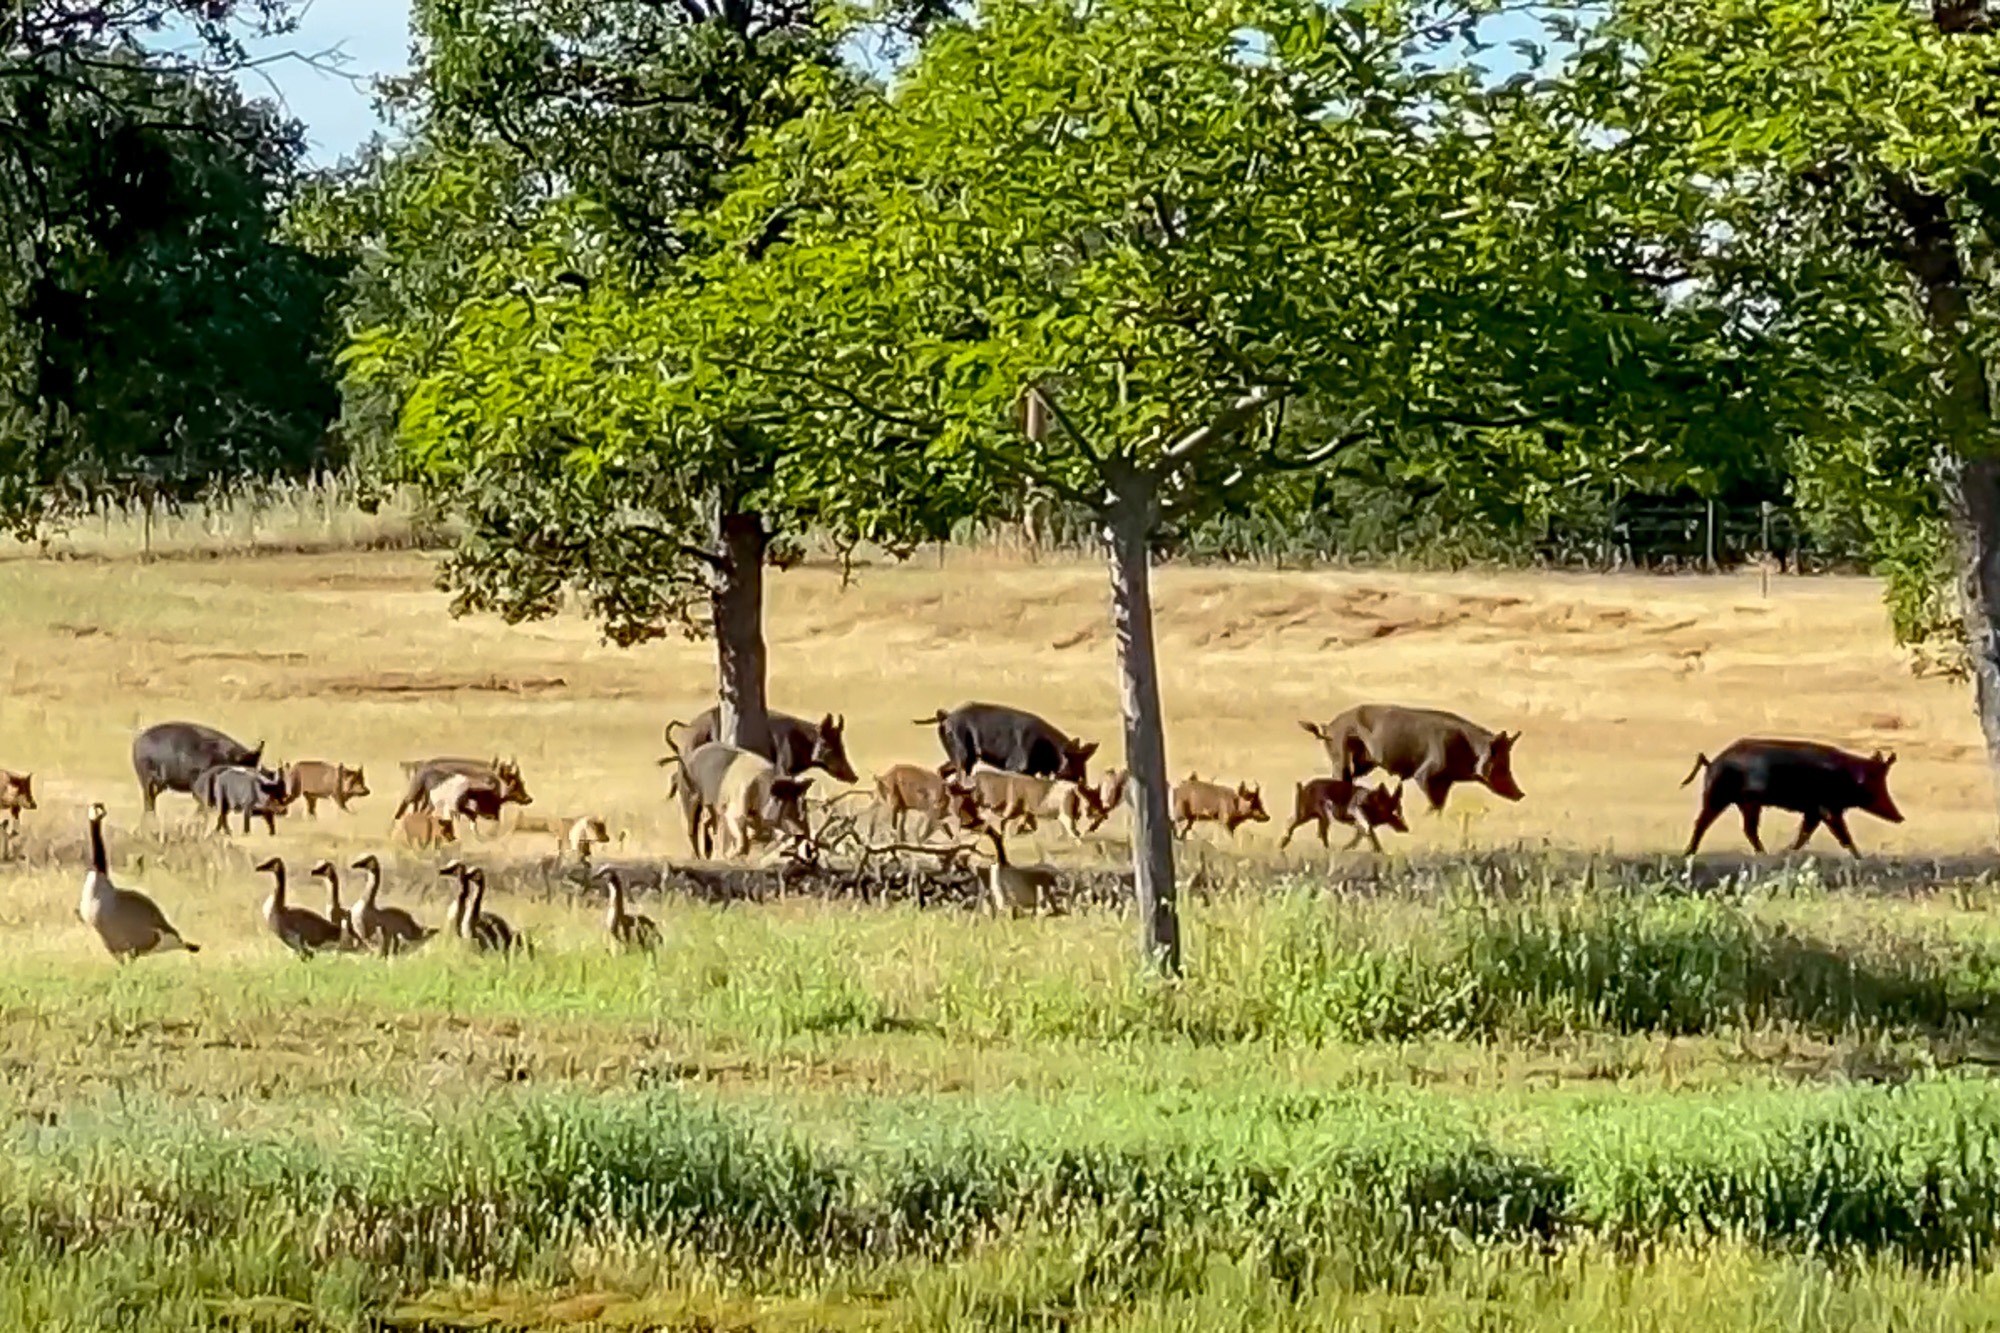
[678,543,731,573]
[1258,417,1376,475]
[1160,384,1289,464]
[1032,384,1101,458]
[706,354,943,433]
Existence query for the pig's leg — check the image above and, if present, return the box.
[1789,811,1820,851]
[1740,803,1766,852]
[1413,764,1451,813]
[1688,800,1720,852]
[1823,810,1860,858]
[1685,802,1724,856]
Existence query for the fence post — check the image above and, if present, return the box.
[1704,498,1717,573]
[1760,502,1773,597]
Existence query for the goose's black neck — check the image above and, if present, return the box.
[87,813,108,876]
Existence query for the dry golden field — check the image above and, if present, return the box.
[6,534,2000,1331]
[0,543,1989,865]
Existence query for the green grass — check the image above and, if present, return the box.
[6,863,2000,1328]
[8,1077,2000,1328]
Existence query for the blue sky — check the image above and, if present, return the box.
[236,0,411,164]
[240,1,1557,167]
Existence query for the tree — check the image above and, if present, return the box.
[357,0,954,751]
[710,0,1741,969]
[0,49,343,535]
[1575,0,2000,811]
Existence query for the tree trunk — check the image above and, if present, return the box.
[712,509,772,755]
[1938,456,2000,798]
[1103,464,1180,975]
[1887,169,2000,822]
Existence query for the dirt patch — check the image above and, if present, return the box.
[300,673,571,699]
[184,649,313,666]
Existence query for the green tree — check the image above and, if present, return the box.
[708,0,1745,968]
[1575,0,2000,808]
[361,0,954,751]
[0,48,343,536]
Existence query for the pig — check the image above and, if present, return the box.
[873,764,973,842]
[394,757,530,821]
[674,742,815,860]
[427,773,512,830]
[1279,776,1409,852]
[1682,739,1904,857]
[1170,775,1270,838]
[282,761,369,816]
[0,769,34,824]
[511,812,613,859]
[967,767,1106,838]
[1095,767,1129,816]
[1300,706,1523,813]
[132,722,263,815]
[917,702,1098,784]
[397,806,454,848]
[672,709,858,785]
[193,764,291,835]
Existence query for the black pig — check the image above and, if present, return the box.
[1682,739,1903,857]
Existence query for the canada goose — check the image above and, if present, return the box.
[439,861,520,954]
[595,867,661,951]
[982,827,1061,918]
[309,860,358,946]
[78,803,200,961]
[348,855,435,954]
[256,857,344,957]
[438,860,476,936]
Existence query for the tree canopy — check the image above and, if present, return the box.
[0,39,344,535]
[1564,0,2000,788]
[645,0,1769,965]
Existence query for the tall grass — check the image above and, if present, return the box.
[929,885,2000,1045]
[5,1077,2000,1325]
[0,472,435,561]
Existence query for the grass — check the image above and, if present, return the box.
[4,502,2000,1327]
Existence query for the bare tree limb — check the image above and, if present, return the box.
[1160,384,1290,464]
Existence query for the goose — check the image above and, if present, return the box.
[78,803,199,961]
[308,860,359,947]
[257,857,344,957]
[348,855,435,954]
[439,861,470,937]
[981,826,1062,918]
[595,867,661,951]
[440,862,521,955]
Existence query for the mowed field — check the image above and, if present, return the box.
[9,541,2000,1331]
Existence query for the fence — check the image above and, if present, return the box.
[963,491,1868,576]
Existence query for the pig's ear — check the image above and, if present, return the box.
[1880,751,1897,769]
